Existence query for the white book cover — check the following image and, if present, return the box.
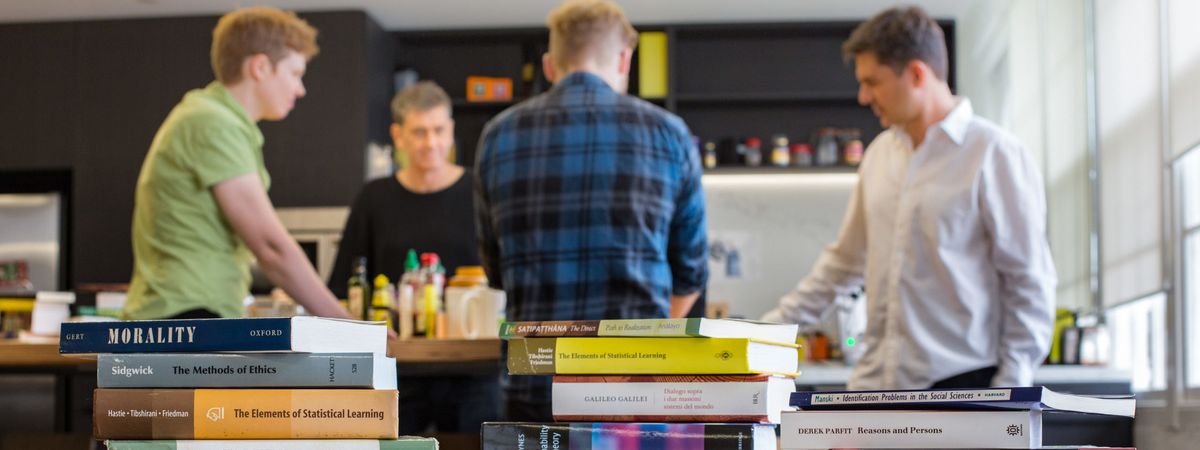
[780,409,1041,449]
[552,374,795,423]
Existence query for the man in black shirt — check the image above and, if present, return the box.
[329,81,478,292]
[328,81,500,435]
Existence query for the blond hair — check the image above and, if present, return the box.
[546,0,637,70]
[391,81,452,125]
[211,7,319,84]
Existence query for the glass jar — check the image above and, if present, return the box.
[743,137,762,167]
[814,128,839,167]
[770,134,790,167]
[790,143,813,167]
[702,140,718,169]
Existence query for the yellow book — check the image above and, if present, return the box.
[506,337,798,376]
[638,31,668,98]
[93,389,399,440]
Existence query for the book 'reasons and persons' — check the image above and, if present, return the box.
[92,389,399,439]
[59,316,387,355]
[97,353,397,389]
[817,448,1136,450]
[791,386,1135,417]
[552,374,795,423]
[506,337,798,375]
[103,437,438,450]
[500,318,798,345]
[780,409,1042,449]
[481,422,777,450]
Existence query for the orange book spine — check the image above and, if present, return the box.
[93,389,398,439]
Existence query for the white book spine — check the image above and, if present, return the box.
[780,409,1041,449]
[553,379,788,422]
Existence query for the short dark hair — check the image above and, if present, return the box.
[842,6,948,81]
[390,81,452,125]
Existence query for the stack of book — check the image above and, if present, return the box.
[485,318,801,449]
[59,316,438,450]
[780,385,1136,449]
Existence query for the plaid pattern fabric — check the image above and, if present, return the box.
[475,72,708,403]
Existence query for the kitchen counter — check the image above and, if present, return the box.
[0,337,501,364]
[0,340,93,367]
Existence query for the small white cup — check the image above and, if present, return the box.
[457,288,506,339]
[32,291,75,336]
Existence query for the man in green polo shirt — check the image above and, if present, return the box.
[125,7,350,321]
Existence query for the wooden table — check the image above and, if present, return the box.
[389,337,502,362]
[389,337,502,376]
[0,340,95,367]
[0,337,503,364]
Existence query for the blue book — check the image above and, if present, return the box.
[59,316,386,355]
[790,386,1134,417]
[97,353,397,389]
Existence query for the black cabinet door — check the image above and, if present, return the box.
[74,18,199,285]
[0,22,78,169]
[261,11,371,208]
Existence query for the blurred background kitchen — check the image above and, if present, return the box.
[1,0,1198,449]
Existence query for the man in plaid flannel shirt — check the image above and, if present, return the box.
[474,0,709,421]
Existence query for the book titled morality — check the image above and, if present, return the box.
[481,422,777,450]
[791,386,1135,417]
[500,318,798,345]
[552,374,795,423]
[60,316,386,355]
[92,388,398,440]
[97,353,397,389]
[779,409,1041,449]
[103,437,438,450]
[506,337,798,375]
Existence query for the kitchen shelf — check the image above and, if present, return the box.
[396,20,953,168]
[452,98,524,109]
[674,91,860,105]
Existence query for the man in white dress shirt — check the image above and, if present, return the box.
[762,6,1057,390]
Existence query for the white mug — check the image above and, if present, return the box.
[452,287,505,339]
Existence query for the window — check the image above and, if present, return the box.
[1107,292,1167,392]
[1180,147,1200,391]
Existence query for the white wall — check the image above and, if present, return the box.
[702,174,856,319]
